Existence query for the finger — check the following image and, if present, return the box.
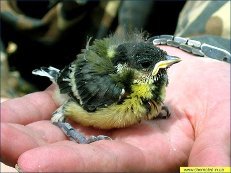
[17,140,147,172]
[188,102,230,166]
[1,121,66,166]
[1,86,57,124]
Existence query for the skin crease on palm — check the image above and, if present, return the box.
[1,46,230,172]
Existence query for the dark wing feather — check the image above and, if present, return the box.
[57,64,73,94]
[74,50,123,111]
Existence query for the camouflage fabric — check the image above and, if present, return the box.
[175,1,230,52]
[0,0,120,98]
[0,0,111,44]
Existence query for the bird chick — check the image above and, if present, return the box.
[32,32,181,143]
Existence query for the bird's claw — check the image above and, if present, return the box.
[85,135,112,144]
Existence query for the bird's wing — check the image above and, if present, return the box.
[71,50,124,112]
[56,35,129,112]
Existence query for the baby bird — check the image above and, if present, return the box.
[33,32,181,143]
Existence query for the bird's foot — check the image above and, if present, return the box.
[53,122,111,144]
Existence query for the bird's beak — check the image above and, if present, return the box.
[152,55,181,76]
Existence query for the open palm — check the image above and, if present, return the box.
[1,47,230,172]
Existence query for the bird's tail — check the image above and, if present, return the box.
[32,66,60,83]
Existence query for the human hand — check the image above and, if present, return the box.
[1,46,230,172]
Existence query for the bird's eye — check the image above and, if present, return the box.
[140,60,152,69]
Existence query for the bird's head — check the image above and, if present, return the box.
[112,42,181,85]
